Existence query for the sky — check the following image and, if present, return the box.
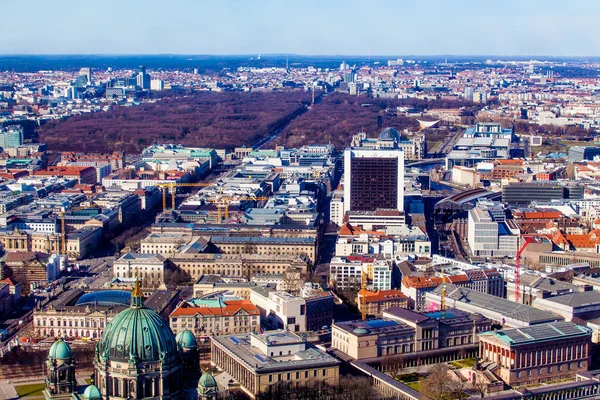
[2,0,599,56]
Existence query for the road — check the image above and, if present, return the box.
[254,92,326,149]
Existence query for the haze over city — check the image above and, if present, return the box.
[2,0,600,56]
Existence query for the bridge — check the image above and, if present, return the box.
[405,158,445,167]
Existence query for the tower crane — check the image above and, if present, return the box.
[207,196,270,223]
[515,237,533,303]
[361,270,368,321]
[156,182,214,212]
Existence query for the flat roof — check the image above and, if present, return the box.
[480,321,590,346]
[212,332,339,373]
[433,284,562,324]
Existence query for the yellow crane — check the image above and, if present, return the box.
[361,270,368,321]
[59,205,100,256]
[207,196,270,223]
[156,182,214,212]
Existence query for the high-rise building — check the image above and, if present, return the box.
[137,66,151,90]
[79,67,92,85]
[343,147,404,213]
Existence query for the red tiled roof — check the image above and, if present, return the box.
[170,300,260,317]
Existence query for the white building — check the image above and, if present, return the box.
[467,203,519,258]
[330,191,345,226]
[250,288,307,332]
[112,253,166,289]
[150,79,165,91]
[372,260,392,291]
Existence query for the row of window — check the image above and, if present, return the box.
[515,362,582,378]
[268,369,327,383]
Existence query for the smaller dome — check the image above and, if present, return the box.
[352,327,371,335]
[176,329,197,349]
[83,384,102,400]
[379,127,401,142]
[49,339,73,360]
[198,371,218,393]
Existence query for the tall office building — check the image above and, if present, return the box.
[79,67,92,85]
[343,148,404,212]
[137,66,151,90]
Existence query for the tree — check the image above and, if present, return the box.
[421,364,454,400]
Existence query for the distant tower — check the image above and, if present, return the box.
[311,85,315,105]
[43,338,76,399]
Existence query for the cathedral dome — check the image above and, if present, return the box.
[379,127,401,142]
[82,384,102,400]
[176,329,198,350]
[95,279,178,364]
[48,338,73,361]
[198,371,218,395]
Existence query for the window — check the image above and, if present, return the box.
[269,375,273,383]
[322,369,326,377]
[516,371,521,378]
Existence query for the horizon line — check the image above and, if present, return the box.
[1,53,600,59]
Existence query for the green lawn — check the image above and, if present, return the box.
[406,381,422,391]
[14,383,46,398]
[449,357,477,368]
[395,372,423,383]
[84,378,92,384]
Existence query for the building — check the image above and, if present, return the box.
[33,288,180,339]
[343,146,404,213]
[426,284,564,328]
[478,321,591,386]
[211,331,340,398]
[112,253,167,289]
[357,289,409,317]
[0,126,24,149]
[34,166,97,184]
[467,203,519,258]
[568,146,600,162]
[175,254,308,281]
[169,298,260,337]
[532,291,600,322]
[502,182,584,204]
[209,236,316,263]
[150,79,165,91]
[250,287,307,332]
[194,277,278,300]
[331,307,490,362]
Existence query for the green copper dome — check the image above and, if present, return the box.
[95,279,178,364]
[49,338,73,360]
[198,371,218,394]
[82,384,102,399]
[176,329,197,350]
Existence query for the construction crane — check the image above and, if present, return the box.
[515,237,533,303]
[361,270,368,321]
[208,196,270,223]
[59,205,100,256]
[441,266,447,318]
[156,182,214,212]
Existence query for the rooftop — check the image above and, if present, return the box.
[432,284,563,324]
[480,321,591,346]
[211,331,339,373]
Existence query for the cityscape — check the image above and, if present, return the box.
[3,2,600,400]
